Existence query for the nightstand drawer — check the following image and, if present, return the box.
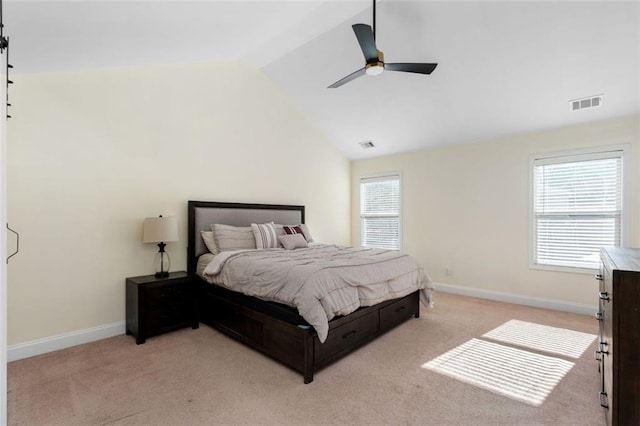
[145,308,191,334]
[145,282,190,305]
[147,301,190,316]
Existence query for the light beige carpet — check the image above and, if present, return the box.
[8,292,605,425]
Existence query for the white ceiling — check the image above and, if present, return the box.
[5,1,640,160]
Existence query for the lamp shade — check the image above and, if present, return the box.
[142,216,178,243]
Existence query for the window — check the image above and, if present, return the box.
[531,148,624,271]
[360,174,401,250]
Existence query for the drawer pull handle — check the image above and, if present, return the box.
[342,330,357,339]
[599,292,610,302]
[395,306,406,313]
[599,391,609,409]
[595,312,603,321]
[595,273,603,281]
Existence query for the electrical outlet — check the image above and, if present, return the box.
[445,267,452,277]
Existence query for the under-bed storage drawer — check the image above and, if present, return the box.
[315,310,378,364]
[205,295,260,343]
[379,293,418,332]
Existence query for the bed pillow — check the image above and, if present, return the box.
[251,222,278,249]
[278,234,308,250]
[271,223,286,248]
[282,224,314,242]
[300,224,314,242]
[200,230,218,255]
[272,223,286,237]
[212,224,257,252]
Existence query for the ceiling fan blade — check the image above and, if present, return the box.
[352,24,378,62]
[327,67,366,88]
[385,63,438,75]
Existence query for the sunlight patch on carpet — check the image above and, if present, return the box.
[482,320,596,359]
[421,339,574,406]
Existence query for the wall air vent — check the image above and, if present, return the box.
[359,140,375,149]
[570,94,603,111]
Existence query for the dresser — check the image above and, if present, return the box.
[596,247,640,425]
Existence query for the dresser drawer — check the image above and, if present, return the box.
[315,310,378,363]
[380,294,417,332]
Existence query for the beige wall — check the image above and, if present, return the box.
[7,63,351,345]
[352,116,640,307]
[8,59,638,346]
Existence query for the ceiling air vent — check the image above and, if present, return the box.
[359,140,375,149]
[570,94,603,111]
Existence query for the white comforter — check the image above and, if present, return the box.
[202,244,434,342]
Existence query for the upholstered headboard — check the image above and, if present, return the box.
[187,201,305,275]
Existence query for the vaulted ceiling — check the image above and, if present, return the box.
[6,1,640,159]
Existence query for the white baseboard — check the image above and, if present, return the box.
[7,321,126,362]
[6,284,596,362]
[434,282,597,316]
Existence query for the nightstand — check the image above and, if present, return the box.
[125,271,198,344]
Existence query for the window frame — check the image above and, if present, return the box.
[528,145,629,274]
[359,172,402,251]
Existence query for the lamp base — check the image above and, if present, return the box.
[153,246,171,278]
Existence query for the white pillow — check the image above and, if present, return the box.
[251,222,278,249]
[200,230,218,255]
[299,224,314,243]
[212,224,257,252]
[278,234,308,250]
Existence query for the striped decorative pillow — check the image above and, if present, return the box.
[251,222,278,249]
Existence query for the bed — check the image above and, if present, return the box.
[187,200,433,383]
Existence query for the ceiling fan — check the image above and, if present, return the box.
[328,0,438,88]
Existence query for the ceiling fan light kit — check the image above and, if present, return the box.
[365,61,384,76]
[328,0,438,88]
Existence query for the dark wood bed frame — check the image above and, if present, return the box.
[187,201,421,383]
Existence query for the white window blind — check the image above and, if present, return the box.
[533,150,623,270]
[360,174,401,250]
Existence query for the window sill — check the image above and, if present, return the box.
[529,263,597,275]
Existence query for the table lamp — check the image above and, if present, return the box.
[142,215,178,278]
